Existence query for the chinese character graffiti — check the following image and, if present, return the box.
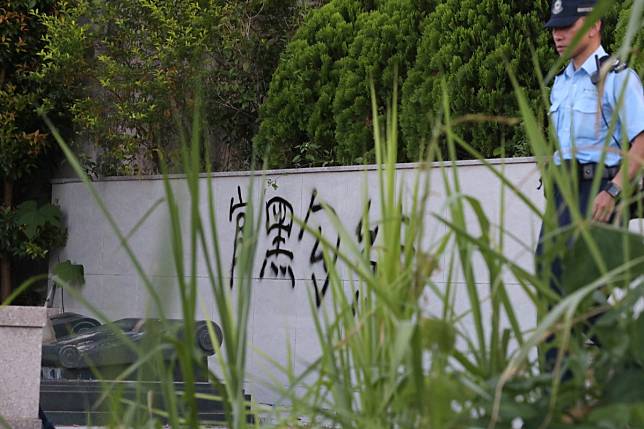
[260,197,295,288]
[298,189,341,307]
[228,185,379,310]
[355,199,379,272]
[229,186,247,289]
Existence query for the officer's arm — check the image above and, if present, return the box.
[611,68,644,190]
[612,131,644,190]
[593,133,644,222]
[592,70,644,222]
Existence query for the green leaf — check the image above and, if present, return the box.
[14,200,63,239]
[603,369,644,405]
[498,398,539,420]
[53,260,85,289]
[15,201,42,239]
[391,318,415,367]
[561,225,644,294]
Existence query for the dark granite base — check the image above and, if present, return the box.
[40,380,252,426]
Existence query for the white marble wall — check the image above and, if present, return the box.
[50,158,547,404]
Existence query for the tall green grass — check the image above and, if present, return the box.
[2,1,642,428]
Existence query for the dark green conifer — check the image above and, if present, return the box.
[401,0,553,160]
[613,0,643,74]
[253,0,366,167]
[332,0,435,164]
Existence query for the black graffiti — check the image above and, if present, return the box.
[298,189,340,307]
[400,214,416,256]
[298,190,322,241]
[229,186,247,289]
[228,186,377,311]
[260,197,295,288]
[352,289,360,317]
[355,199,379,271]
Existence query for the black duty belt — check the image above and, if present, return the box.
[560,161,620,181]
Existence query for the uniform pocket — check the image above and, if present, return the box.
[572,96,600,142]
[573,97,598,113]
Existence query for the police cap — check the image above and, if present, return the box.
[544,0,596,29]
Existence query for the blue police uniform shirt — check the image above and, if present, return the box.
[550,45,644,166]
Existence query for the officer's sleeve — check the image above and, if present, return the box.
[613,69,644,142]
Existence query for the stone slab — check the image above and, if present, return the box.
[0,306,47,422]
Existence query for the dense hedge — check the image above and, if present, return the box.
[613,0,644,74]
[253,0,367,168]
[400,0,553,160]
[256,0,636,167]
[332,0,435,164]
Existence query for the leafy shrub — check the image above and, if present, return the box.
[332,0,435,164]
[36,0,304,176]
[400,0,554,160]
[259,0,629,167]
[0,0,67,184]
[36,0,209,175]
[400,0,627,161]
[0,201,67,261]
[0,0,71,300]
[613,0,644,73]
[253,0,367,168]
[255,0,441,167]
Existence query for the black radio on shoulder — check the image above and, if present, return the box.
[590,54,627,85]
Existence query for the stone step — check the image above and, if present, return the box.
[40,380,253,426]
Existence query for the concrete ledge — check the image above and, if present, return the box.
[0,306,47,328]
[51,156,539,183]
[4,418,41,429]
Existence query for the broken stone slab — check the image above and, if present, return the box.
[41,317,223,381]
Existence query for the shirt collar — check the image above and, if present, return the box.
[564,45,607,78]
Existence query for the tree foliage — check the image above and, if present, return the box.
[400,0,553,160]
[257,0,635,167]
[254,0,367,168]
[0,0,60,183]
[205,0,306,171]
[0,0,69,301]
[332,0,434,164]
[36,0,305,176]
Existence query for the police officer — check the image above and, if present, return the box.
[544,0,644,224]
[539,0,644,372]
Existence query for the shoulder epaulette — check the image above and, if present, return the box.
[591,54,627,85]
